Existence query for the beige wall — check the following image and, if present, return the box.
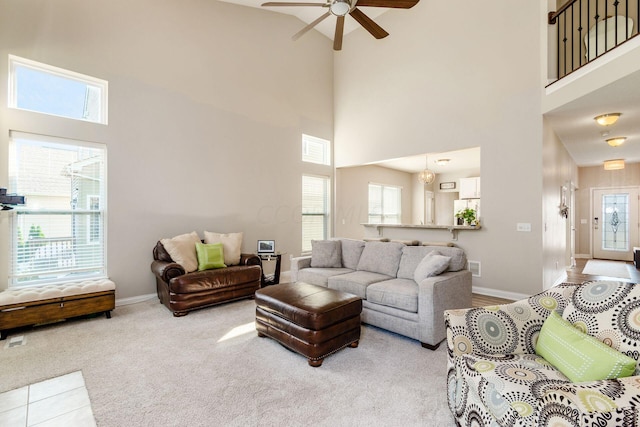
[542,119,578,288]
[0,0,334,298]
[335,0,549,297]
[576,163,640,255]
[335,165,415,238]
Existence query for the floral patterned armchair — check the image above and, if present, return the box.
[445,281,640,426]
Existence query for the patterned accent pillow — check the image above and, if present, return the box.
[536,310,636,382]
[310,240,342,268]
[195,242,227,271]
[160,231,201,273]
[204,231,243,266]
[562,280,640,364]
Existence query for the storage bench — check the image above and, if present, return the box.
[0,279,116,339]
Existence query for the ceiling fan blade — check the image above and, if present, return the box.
[262,2,328,6]
[292,11,331,41]
[352,0,419,8]
[349,8,389,39]
[334,16,345,51]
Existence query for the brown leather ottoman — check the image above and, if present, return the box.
[255,282,362,367]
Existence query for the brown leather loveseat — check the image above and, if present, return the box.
[151,240,262,317]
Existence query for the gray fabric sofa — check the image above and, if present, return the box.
[290,239,472,349]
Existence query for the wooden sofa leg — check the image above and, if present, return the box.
[421,341,441,351]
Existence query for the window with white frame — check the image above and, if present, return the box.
[368,183,402,224]
[8,131,107,287]
[8,55,108,124]
[302,134,330,165]
[302,175,330,252]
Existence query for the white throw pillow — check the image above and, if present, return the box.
[413,251,451,283]
[204,231,243,266]
[160,231,201,273]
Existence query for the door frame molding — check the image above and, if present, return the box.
[590,185,640,260]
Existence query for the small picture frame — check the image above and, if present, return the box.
[440,182,456,190]
[257,240,275,254]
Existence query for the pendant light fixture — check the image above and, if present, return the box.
[418,154,435,184]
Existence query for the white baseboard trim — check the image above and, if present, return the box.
[116,293,157,307]
[472,286,529,302]
[575,254,592,259]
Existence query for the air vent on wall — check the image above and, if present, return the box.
[468,260,481,277]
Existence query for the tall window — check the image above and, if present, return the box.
[8,55,108,124]
[368,183,402,224]
[302,175,330,252]
[8,132,107,287]
[302,134,330,165]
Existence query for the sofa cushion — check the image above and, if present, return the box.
[195,242,227,271]
[413,251,451,283]
[328,270,392,299]
[356,241,404,277]
[536,310,636,382]
[297,268,353,288]
[397,246,467,279]
[337,238,366,270]
[204,231,243,266]
[457,352,571,426]
[310,240,342,268]
[366,278,418,313]
[160,231,201,273]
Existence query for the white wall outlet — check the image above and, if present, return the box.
[581,219,588,224]
[516,223,532,232]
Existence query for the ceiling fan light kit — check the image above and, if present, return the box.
[262,0,419,51]
[330,0,351,16]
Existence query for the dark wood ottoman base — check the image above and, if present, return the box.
[255,283,362,367]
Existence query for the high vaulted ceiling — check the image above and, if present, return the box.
[220,0,640,172]
[219,0,389,39]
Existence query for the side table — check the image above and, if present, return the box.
[258,253,282,286]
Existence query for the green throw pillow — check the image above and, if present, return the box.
[536,310,636,382]
[195,242,227,271]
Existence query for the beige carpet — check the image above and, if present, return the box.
[0,298,453,426]
[582,259,631,279]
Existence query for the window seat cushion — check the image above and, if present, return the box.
[0,279,116,306]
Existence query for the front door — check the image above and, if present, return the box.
[593,188,640,261]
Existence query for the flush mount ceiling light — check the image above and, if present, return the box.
[330,0,351,16]
[436,159,450,166]
[418,155,435,184]
[594,113,621,126]
[606,137,627,147]
[604,159,625,170]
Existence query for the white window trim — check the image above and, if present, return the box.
[302,134,331,166]
[8,54,109,125]
[8,131,108,287]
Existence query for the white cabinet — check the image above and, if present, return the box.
[459,177,481,199]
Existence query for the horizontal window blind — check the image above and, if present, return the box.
[9,132,107,287]
[368,183,401,224]
[302,175,329,252]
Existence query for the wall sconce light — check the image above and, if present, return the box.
[606,137,627,147]
[418,155,435,184]
[594,113,621,126]
[604,159,625,170]
[435,159,450,166]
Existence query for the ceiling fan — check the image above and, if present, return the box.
[261,0,419,51]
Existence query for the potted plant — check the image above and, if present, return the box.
[455,208,477,226]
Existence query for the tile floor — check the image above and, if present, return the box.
[0,371,96,426]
